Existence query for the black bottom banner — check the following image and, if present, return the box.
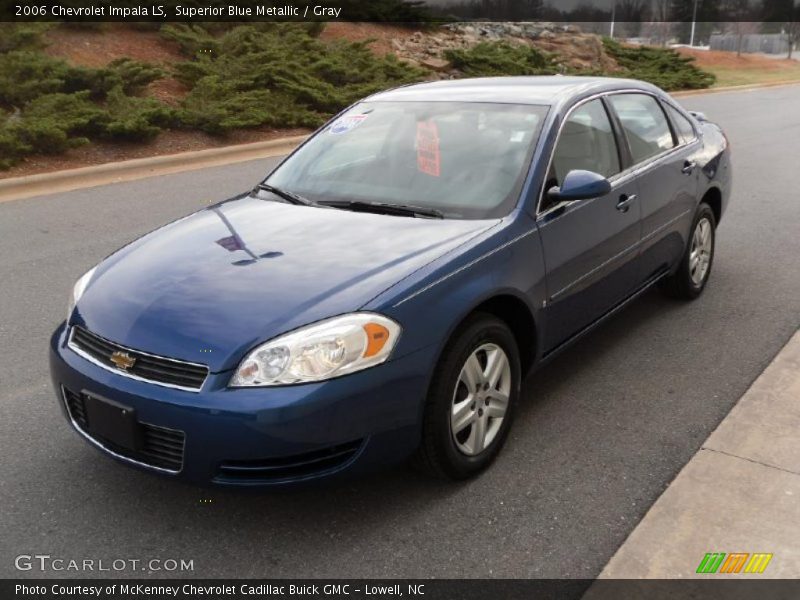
[5,579,800,600]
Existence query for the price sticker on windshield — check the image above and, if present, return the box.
[416,120,441,177]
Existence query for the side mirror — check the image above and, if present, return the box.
[547,169,612,203]
[688,110,707,122]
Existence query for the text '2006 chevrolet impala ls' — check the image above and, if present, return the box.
[50,76,731,486]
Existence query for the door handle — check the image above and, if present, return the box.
[682,160,697,174]
[616,194,637,213]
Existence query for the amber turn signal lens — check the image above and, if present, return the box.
[362,323,391,358]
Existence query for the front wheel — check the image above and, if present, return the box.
[660,202,716,299]
[414,313,521,480]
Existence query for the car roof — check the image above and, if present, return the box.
[367,76,663,107]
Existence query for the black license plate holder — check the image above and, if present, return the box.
[83,393,141,450]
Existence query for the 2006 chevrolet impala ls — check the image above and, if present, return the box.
[50,76,731,485]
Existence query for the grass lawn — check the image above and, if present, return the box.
[677,48,800,87]
[709,63,800,86]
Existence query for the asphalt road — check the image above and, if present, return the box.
[1,85,799,580]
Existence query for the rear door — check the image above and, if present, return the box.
[606,93,699,283]
[538,97,642,352]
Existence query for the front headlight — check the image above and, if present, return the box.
[67,266,97,322]
[230,313,401,387]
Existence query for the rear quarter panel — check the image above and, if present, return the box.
[696,119,733,223]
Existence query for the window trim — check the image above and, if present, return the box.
[606,91,678,167]
[536,88,702,219]
[661,99,699,146]
[537,89,640,218]
[545,96,624,201]
[602,94,633,170]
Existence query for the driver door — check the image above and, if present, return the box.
[538,98,642,352]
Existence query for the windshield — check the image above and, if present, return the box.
[266,101,549,219]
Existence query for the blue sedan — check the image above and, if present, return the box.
[50,76,732,485]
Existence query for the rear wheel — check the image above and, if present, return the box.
[414,313,521,480]
[660,202,716,299]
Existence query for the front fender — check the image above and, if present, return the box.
[365,212,546,366]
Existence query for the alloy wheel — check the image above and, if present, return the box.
[690,217,713,286]
[450,343,511,456]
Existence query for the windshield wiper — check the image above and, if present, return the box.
[320,200,444,219]
[252,183,317,207]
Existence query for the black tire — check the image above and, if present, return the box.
[660,202,716,300]
[414,312,521,480]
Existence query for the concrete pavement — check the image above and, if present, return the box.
[598,329,800,579]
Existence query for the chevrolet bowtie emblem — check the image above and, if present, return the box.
[110,351,136,371]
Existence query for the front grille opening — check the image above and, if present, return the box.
[69,326,208,391]
[63,387,88,428]
[62,386,185,473]
[216,440,363,483]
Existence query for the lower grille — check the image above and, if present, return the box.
[63,386,88,428]
[62,386,185,473]
[215,440,363,484]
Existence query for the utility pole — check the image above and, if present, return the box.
[609,2,616,39]
[689,0,700,46]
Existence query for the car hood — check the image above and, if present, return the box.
[76,195,497,372]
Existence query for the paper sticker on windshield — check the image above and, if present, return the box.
[416,120,441,177]
[329,114,368,135]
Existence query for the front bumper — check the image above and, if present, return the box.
[49,323,436,486]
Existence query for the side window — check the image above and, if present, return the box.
[549,99,621,192]
[608,94,675,164]
[664,104,696,145]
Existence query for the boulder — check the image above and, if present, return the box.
[421,57,452,72]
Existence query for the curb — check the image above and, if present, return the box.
[0,135,308,204]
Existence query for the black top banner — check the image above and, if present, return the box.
[2,0,800,23]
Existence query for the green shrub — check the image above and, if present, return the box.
[0,87,179,167]
[442,38,714,91]
[0,125,31,169]
[160,24,219,56]
[0,51,74,105]
[102,58,165,95]
[0,23,426,166]
[179,80,323,134]
[17,92,108,148]
[103,86,177,141]
[0,51,164,105]
[0,23,52,54]
[61,58,165,98]
[445,42,559,77]
[0,92,103,167]
[602,38,715,90]
[175,25,425,134]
